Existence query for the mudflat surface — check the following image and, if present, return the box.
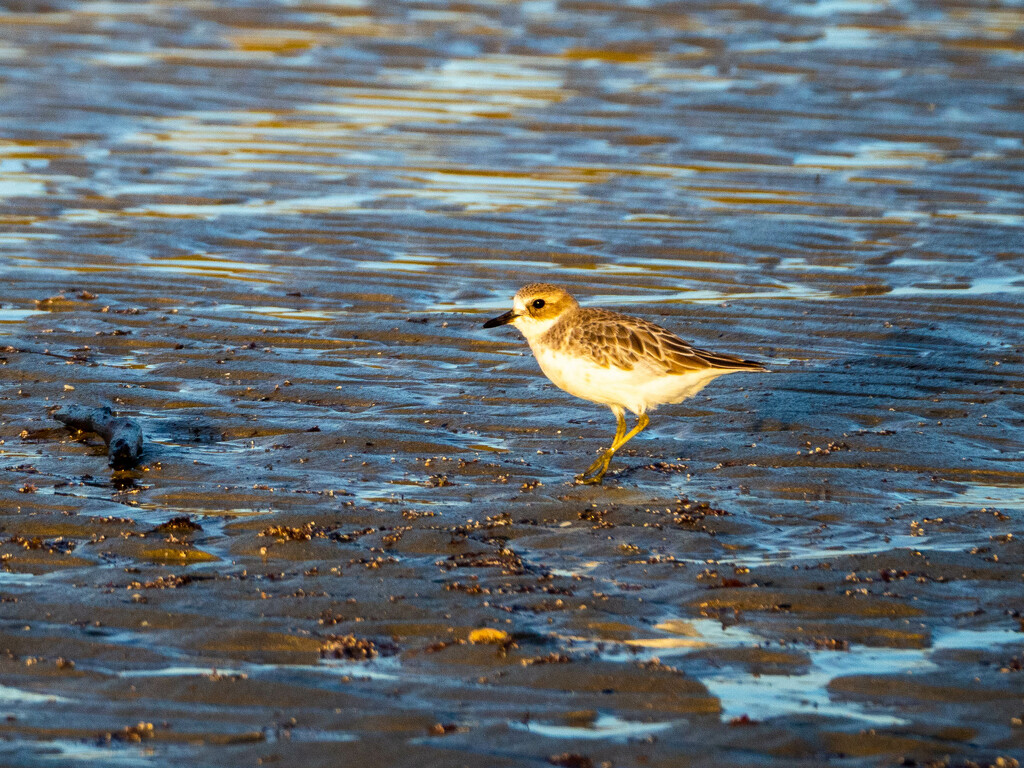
[1,1,1023,766]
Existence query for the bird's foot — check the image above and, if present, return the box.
[581,451,610,476]
[575,450,613,485]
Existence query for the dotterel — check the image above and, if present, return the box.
[483,283,765,484]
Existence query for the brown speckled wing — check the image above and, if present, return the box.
[553,308,764,373]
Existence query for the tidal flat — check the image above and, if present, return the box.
[1,1,1023,766]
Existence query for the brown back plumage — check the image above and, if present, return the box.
[544,307,765,374]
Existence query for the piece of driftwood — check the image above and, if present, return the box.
[54,405,144,469]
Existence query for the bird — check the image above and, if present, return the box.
[483,283,765,484]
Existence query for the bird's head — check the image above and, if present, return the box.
[483,283,579,341]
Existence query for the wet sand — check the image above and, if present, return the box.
[1,1,1023,766]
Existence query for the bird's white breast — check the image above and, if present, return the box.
[529,343,724,415]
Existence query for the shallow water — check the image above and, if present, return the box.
[1,1,1023,766]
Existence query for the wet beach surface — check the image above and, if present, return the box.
[1,1,1023,765]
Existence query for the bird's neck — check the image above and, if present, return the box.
[519,313,570,350]
[512,313,569,348]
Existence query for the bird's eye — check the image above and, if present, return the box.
[532,298,546,309]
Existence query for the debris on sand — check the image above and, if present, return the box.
[54,404,144,468]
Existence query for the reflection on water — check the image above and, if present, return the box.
[0,308,44,328]
[599,619,1023,727]
[934,482,1024,510]
[510,712,677,742]
[0,684,63,705]
[7,741,158,767]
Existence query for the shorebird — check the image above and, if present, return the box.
[483,283,765,484]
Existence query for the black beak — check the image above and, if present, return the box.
[483,310,517,329]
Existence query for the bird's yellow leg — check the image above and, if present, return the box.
[612,409,627,445]
[577,409,627,481]
[611,412,650,453]
[577,412,649,485]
